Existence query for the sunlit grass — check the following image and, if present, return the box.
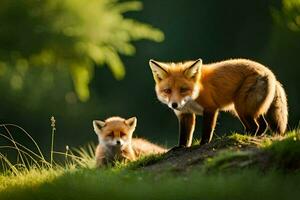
[0,168,64,191]
[262,130,300,170]
[228,133,253,143]
[0,120,96,175]
[204,150,254,171]
[0,123,51,174]
[1,167,300,200]
[0,122,300,200]
[124,153,165,170]
[203,130,300,172]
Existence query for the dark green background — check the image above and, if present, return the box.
[1,0,299,154]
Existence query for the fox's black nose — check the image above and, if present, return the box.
[171,102,178,109]
[116,140,121,145]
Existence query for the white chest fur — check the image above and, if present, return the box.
[177,99,204,115]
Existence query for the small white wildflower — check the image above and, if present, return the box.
[50,116,56,131]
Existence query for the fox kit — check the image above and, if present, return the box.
[149,58,288,147]
[93,116,166,167]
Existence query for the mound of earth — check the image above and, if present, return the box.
[136,134,300,172]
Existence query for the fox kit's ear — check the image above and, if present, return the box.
[125,117,137,130]
[149,59,168,82]
[93,120,105,134]
[184,58,202,79]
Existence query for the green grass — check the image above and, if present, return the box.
[124,153,165,170]
[203,130,300,172]
[204,150,254,171]
[263,130,300,170]
[228,133,253,144]
[1,168,300,200]
[1,123,300,200]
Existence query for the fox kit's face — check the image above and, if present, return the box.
[93,117,137,149]
[149,59,202,110]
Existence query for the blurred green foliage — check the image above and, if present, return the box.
[272,0,300,32]
[0,0,164,101]
[1,0,300,154]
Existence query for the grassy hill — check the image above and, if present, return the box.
[1,130,300,200]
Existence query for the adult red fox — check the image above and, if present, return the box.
[149,58,288,147]
[93,116,166,167]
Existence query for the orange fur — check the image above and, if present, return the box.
[198,59,276,117]
[131,138,167,157]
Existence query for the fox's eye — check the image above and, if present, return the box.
[180,87,190,93]
[120,132,126,137]
[163,88,171,94]
[107,132,114,137]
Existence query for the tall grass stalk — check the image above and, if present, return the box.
[50,116,56,168]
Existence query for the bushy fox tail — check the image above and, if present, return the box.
[266,81,288,134]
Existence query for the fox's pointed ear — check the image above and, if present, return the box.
[184,59,202,79]
[125,117,137,130]
[149,59,168,82]
[93,120,105,134]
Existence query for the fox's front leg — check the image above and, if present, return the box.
[177,113,196,147]
[200,110,219,145]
